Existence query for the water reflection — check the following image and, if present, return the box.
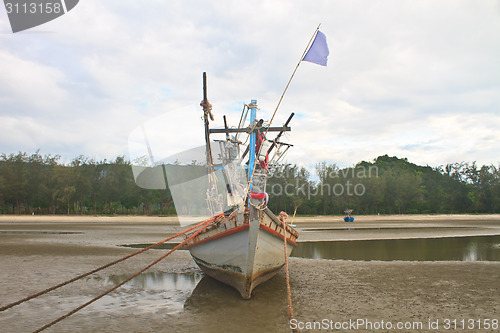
[99,272,202,314]
[108,271,202,290]
[99,269,289,331]
[292,235,500,261]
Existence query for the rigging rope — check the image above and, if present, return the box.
[33,213,225,333]
[0,214,223,313]
[236,104,249,141]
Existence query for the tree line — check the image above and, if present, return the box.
[0,152,498,215]
[267,155,500,215]
[0,152,171,215]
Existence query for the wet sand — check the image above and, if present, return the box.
[0,215,499,332]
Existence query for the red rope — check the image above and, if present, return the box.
[33,214,225,332]
[0,213,223,313]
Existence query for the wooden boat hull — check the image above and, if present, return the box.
[184,208,298,299]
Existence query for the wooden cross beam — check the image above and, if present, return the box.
[209,126,291,134]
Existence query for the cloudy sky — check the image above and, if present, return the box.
[1,0,499,170]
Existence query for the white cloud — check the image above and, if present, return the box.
[0,0,499,169]
[0,51,68,114]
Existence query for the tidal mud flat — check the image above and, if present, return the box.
[0,215,499,332]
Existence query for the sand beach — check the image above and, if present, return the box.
[0,214,499,332]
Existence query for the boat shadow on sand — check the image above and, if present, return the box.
[182,274,290,331]
[104,269,290,331]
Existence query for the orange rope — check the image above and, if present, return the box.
[0,213,223,313]
[284,207,299,332]
[33,214,224,333]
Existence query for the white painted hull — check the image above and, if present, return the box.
[184,208,298,299]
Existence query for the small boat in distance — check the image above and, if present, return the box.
[182,73,299,299]
[344,209,354,222]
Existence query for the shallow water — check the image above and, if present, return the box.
[123,235,500,262]
[292,235,500,261]
[93,271,290,332]
[0,231,83,235]
[98,272,203,315]
[97,236,500,323]
[301,226,476,232]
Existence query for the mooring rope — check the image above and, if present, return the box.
[33,213,226,333]
[283,207,300,333]
[0,213,224,313]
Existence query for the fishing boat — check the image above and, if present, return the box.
[344,209,354,222]
[181,73,299,299]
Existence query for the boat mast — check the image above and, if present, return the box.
[202,72,214,172]
[247,99,257,191]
